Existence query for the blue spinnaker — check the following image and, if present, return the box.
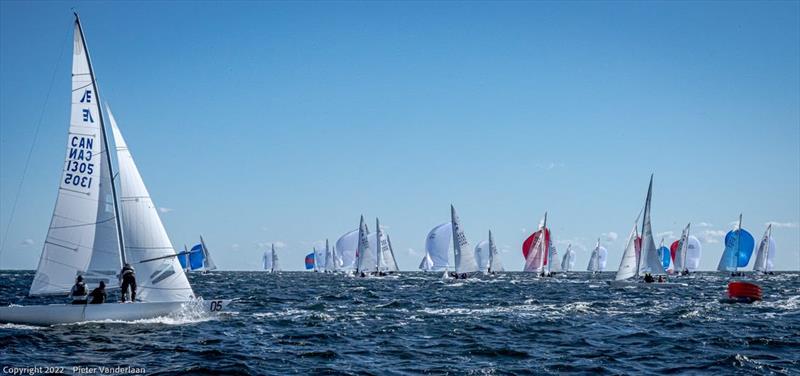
[718,229,755,270]
[305,252,315,270]
[658,246,671,269]
[189,244,205,270]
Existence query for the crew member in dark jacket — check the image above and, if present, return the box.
[120,263,137,302]
[70,275,88,304]
[89,281,106,304]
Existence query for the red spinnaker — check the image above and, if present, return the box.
[522,228,550,265]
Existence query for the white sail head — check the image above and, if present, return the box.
[451,205,478,273]
[422,222,452,271]
[110,109,193,302]
[615,223,640,281]
[31,19,123,296]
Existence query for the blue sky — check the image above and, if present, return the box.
[1,1,798,271]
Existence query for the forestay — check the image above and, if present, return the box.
[110,109,193,302]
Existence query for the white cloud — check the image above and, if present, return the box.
[556,239,587,252]
[535,162,565,170]
[766,221,798,229]
[231,243,240,249]
[158,207,174,213]
[257,241,286,249]
[19,238,34,247]
[407,248,419,256]
[601,232,619,242]
[696,222,713,228]
[698,230,726,244]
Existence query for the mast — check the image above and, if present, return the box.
[75,13,126,265]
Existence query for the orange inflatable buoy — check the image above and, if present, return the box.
[726,281,762,303]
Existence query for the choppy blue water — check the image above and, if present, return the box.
[1,270,798,375]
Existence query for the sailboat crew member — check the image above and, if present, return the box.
[70,275,88,304]
[120,263,137,302]
[89,281,107,304]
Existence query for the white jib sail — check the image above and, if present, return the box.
[615,223,640,281]
[753,225,775,273]
[639,175,666,275]
[423,222,452,271]
[200,236,216,271]
[110,109,193,302]
[451,205,478,273]
[30,21,122,296]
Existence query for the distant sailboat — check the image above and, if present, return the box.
[753,224,776,274]
[263,243,279,273]
[717,214,755,274]
[324,239,333,273]
[487,230,504,274]
[548,241,561,274]
[523,212,550,274]
[355,215,376,276]
[657,237,672,273]
[419,222,452,271]
[451,205,478,277]
[587,238,607,273]
[375,218,399,274]
[560,244,575,272]
[0,14,230,325]
[179,236,217,273]
[638,175,666,276]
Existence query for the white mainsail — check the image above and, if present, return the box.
[110,109,193,302]
[324,239,333,272]
[271,244,280,272]
[638,175,666,275]
[355,216,376,273]
[587,239,601,272]
[375,218,396,272]
[753,224,775,273]
[615,223,640,281]
[262,249,271,271]
[487,230,504,273]
[30,21,123,296]
[548,242,561,272]
[421,222,451,271]
[385,234,399,272]
[451,205,478,273]
[685,235,701,272]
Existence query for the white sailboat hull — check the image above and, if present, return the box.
[0,299,231,326]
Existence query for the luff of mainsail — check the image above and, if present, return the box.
[451,205,478,273]
[30,16,123,296]
[638,174,665,275]
[109,108,193,302]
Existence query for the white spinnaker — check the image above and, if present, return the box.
[336,229,358,270]
[474,240,490,271]
[615,224,640,281]
[355,217,376,273]
[488,230,504,272]
[548,243,561,272]
[30,22,122,296]
[685,235,702,272]
[753,225,776,273]
[451,205,478,273]
[597,246,608,271]
[423,222,452,271]
[639,175,666,274]
[110,110,193,302]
